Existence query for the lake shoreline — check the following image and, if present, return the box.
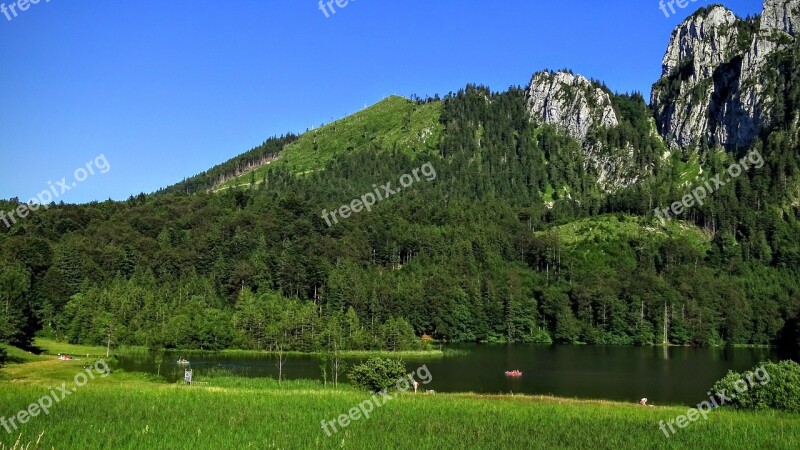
[1,356,799,449]
[0,354,784,408]
[28,337,781,360]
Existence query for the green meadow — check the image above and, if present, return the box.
[1,344,799,449]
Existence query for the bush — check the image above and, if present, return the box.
[347,358,407,393]
[710,360,800,412]
[0,347,6,368]
[587,331,632,346]
[521,328,553,344]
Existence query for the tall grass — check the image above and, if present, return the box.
[0,432,43,450]
[1,353,798,449]
[1,373,798,449]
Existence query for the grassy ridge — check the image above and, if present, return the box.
[216,96,443,191]
[1,357,799,449]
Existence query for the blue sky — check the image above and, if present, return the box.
[0,0,763,203]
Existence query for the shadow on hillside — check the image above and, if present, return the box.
[776,318,800,360]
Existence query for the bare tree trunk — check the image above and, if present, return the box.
[332,341,341,387]
[277,347,285,385]
[106,325,113,358]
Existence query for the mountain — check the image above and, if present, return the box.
[1,0,799,352]
[526,71,619,142]
[190,70,663,195]
[158,134,298,195]
[162,96,442,194]
[525,70,660,190]
[652,1,800,150]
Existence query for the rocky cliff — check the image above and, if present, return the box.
[525,71,644,190]
[652,0,800,150]
[525,71,619,142]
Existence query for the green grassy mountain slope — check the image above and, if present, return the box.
[158,134,298,196]
[214,96,443,191]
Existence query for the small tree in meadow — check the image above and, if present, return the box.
[348,358,407,393]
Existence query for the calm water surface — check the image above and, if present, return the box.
[117,344,797,406]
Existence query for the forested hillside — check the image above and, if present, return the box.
[1,5,800,354]
[158,134,298,195]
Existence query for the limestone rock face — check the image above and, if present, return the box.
[652,0,799,150]
[660,6,739,84]
[526,71,618,143]
[526,71,638,190]
[761,0,800,35]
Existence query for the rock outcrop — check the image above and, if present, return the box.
[525,71,639,190]
[526,71,618,143]
[660,6,740,85]
[523,1,800,189]
[652,0,799,150]
[762,0,800,34]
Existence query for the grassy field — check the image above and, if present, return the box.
[1,345,798,449]
[32,339,111,358]
[217,349,445,360]
[29,338,444,360]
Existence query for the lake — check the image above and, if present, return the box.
[116,344,797,406]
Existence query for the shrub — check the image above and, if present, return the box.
[710,360,800,412]
[0,346,6,368]
[521,328,553,344]
[347,358,407,393]
[589,331,633,346]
